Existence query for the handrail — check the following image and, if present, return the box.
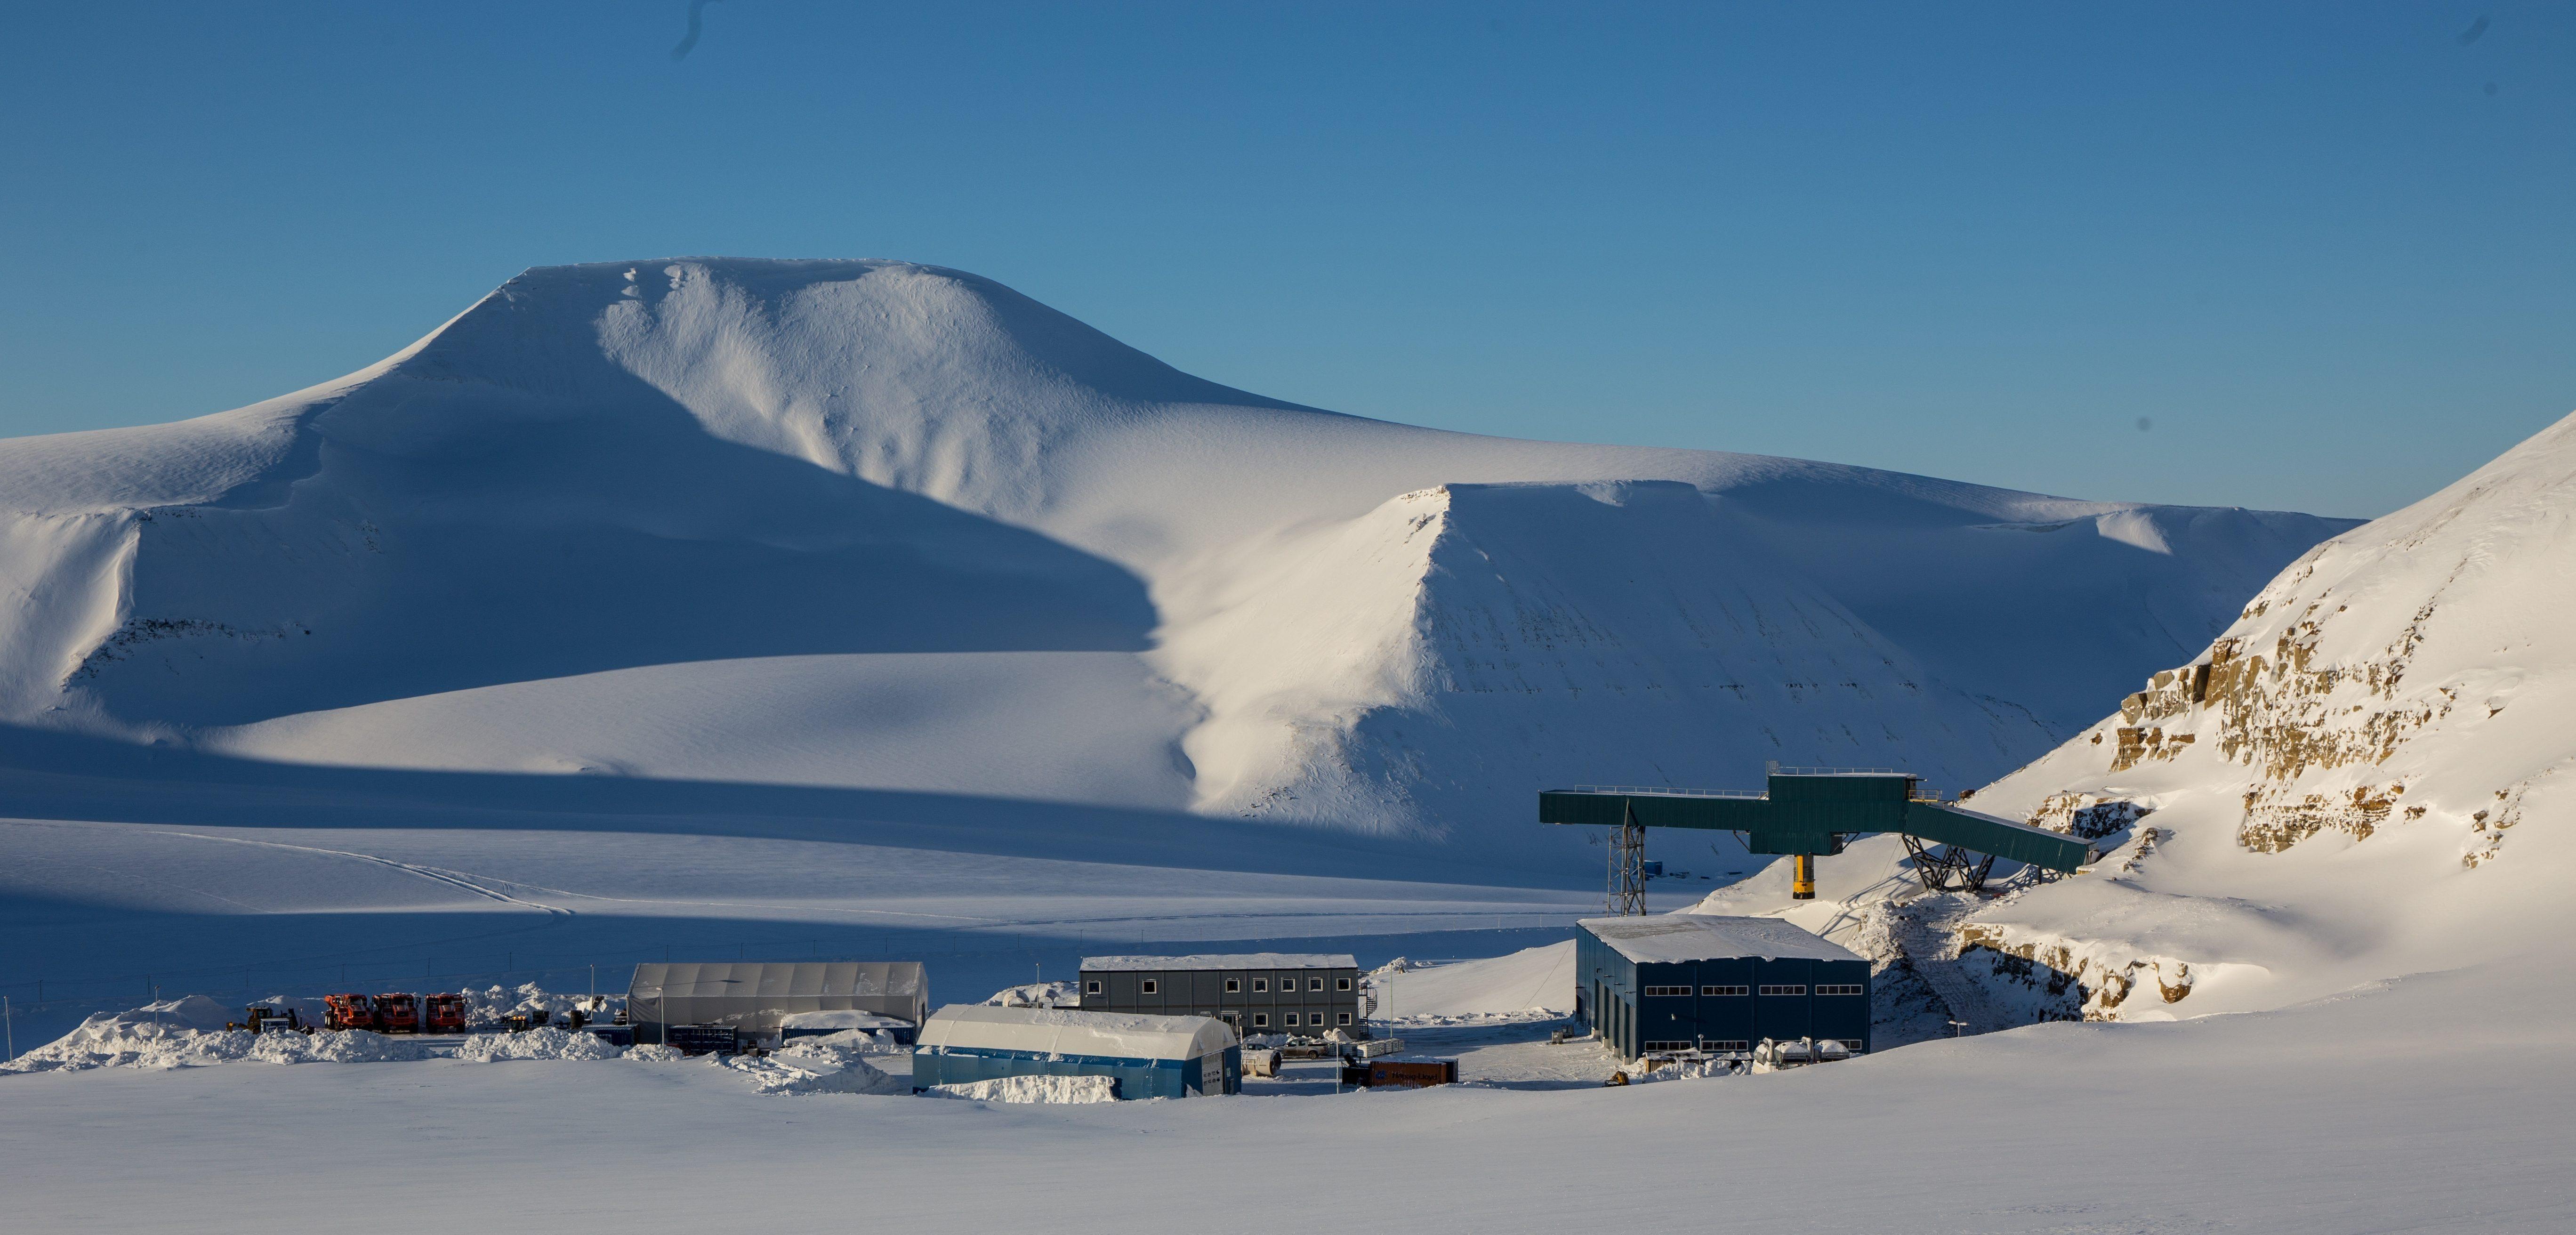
[1568,785,1767,799]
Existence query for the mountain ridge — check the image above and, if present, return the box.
[0,257,2359,855]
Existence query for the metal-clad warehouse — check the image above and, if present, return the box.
[911,1005,1242,1099]
[1577,916,1870,1061]
[1077,952,1363,1036]
[628,961,927,1045]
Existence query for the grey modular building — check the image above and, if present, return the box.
[1078,952,1364,1036]
[628,961,927,1046]
[1576,916,1870,1061]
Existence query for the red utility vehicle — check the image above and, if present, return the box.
[323,993,378,1032]
[423,993,468,1034]
[372,993,420,1034]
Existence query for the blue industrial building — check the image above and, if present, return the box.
[1576,915,1871,1060]
[910,1004,1242,1099]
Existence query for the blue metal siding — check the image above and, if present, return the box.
[1576,922,1874,1058]
[910,1045,1241,1099]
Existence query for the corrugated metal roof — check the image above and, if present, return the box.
[1578,914,1862,964]
[1080,953,1357,971]
[630,961,924,999]
[916,1005,1237,1060]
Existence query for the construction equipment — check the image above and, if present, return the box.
[228,1005,303,1033]
[323,993,378,1032]
[423,993,467,1034]
[371,993,420,1034]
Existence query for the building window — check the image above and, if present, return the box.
[1641,985,1691,997]
[1225,979,1241,993]
[1283,1012,1300,1027]
[1758,985,1807,996]
[1704,1040,1750,1051]
[1142,979,1158,995]
[1817,984,1864,996]
[1642,1040,1696,1052]
[1839,1040,1865,1051]
[1309,977,1324,992]
[1337,977,1352,991]
[1252,979,1267,993]
[1084,980,1102,995]
[1252,1013,1268,1028]
[1701,985,1748,997]
[1336,1012,1352,1026]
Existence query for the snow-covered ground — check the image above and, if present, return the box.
[2,953,2565,1233]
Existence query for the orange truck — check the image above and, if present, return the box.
[371,993,420,1034]
[323,993,378,1032]
[423,993,468,1034]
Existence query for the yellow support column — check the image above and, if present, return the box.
[1792,854,1816,900]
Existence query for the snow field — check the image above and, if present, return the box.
[1,959,2564,1234]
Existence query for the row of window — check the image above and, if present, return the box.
[1087,977,1352,997]
[1637,984,1865,998]
[1249,1011,1352,1029]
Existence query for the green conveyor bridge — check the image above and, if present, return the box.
[1539,768,2094,910]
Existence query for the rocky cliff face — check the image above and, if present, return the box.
[1946,409,2576,1020]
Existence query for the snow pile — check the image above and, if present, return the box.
[1376,943,1575,1020]
[926,1074,1120,1104]
[0,998,443,1073]
[266,1030,429,1065]
[1634,1058,1739,1083]
[622,1044,689,1063]
[452,1027,622,1063]
[457,984,600,1025]
[4,997,251,1073]
[721,1045,908,1096]
[773,1029,907,1068]
[0,257,2347,856]
[982,981,1079,1009]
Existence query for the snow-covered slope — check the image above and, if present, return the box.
[1790,410,2576,1022]
[0,258,2350,855]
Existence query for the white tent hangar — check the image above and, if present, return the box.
[628,962,927,1046]
[911,1005,1242,1098]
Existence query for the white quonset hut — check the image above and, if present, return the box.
[628,961,927,1046]
[911,1005,1242,1099]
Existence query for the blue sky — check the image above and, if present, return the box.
[4,2,2568,518]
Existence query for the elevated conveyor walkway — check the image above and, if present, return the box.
[1538,769,2092,905]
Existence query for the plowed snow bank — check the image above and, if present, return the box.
[927,1074,1119,1104]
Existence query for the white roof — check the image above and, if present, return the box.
[778,1010,911,1030]
[630,961,923,999]
[1579,914,1863,964]
[917,1005,1238,1061]
[1081,952,1357,971]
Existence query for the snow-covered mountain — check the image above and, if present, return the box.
[0,258,2351,856]
[1750,410,2576,1023]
